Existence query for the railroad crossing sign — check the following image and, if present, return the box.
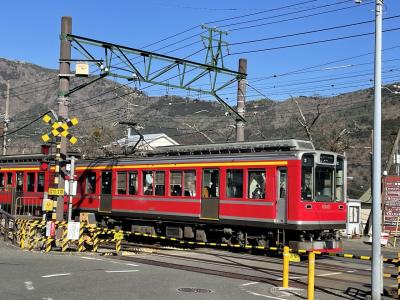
[41,114,78,144]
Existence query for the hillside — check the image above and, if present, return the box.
[1,58,400,198]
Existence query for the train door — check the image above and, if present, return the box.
[99,170,112,213]
[276,167,288,224]
[200,169,220,220]
[12,172,24,215]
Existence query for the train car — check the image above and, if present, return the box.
[0,139,347,251]
[72,139,347,251]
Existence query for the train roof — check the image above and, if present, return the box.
[146,139,315,157]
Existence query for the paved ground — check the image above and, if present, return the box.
[0,236,397,300]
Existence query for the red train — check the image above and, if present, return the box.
[0,139,347,251]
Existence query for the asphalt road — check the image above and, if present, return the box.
[0,237,397,300]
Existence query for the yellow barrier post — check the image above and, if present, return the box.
[282,246,290,288]
[93,229,99,252]
[61,226,68,252]
[308,251,315,300]
[78,222,85,252]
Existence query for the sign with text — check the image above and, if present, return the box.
[67,222,80,240]
[383,176,400,232]
[48,188,65,196]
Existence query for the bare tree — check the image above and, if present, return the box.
[294,99,320,144]
[183,122,214,143]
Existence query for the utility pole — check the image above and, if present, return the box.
[2,81,10,155]
[236,58,247,142]
[55,16,72,221]
[371,0,383,298]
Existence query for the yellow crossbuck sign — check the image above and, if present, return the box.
[41,114,79,144]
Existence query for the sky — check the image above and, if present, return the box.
[0,0,399,105]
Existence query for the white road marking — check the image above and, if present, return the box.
[125,263,139,267]
[80,257,104,261]
[346,270,355,273]
[317,272,342,277]
[277,271,342,280]
[105,270,140,273]
[24,281,35,291]
[41,273,71,278]
[246,290,287,300]
[241,282,259,286]
[42,298,54,300]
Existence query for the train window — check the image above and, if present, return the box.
[37,173,45,192]
[85,172,96,194]
[226,169,243,198]
[7,173,12,185]
[315,166,334,202]
[101,171,112,195]
[279,168,287,199]
[248,169,266,199]
[128,172,138,195]
[170,171,183,196]
[301,154,314,201]
[143,171,153,195]
[184,170,196,197]
[155,171,165,196]
[202,169,219,198]
[117,172,127,194]
[27,172,35,192]
[0,173,4,189]
[16,172,23,192]
[335,157,344,202]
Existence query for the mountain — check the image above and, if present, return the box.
[1,58,399,198]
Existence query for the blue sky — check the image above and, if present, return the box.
[1,0,399,103]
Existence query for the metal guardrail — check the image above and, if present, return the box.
[0,209,16,244]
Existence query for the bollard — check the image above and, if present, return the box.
[116,239,121,254]
[20,221,26,249]
[45,238,52,252]
[61,226,68,252]
[78,222,85,252]
[282,246,290,288]
[93,229,99,252]
[308,251,315,300]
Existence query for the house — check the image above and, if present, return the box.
[116,128,179,151]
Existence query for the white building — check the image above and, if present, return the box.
[116,128,179,151]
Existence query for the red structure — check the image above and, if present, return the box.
[0,140,347,251]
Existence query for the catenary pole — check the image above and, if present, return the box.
[55,16,72,221]
[236,58,247,142]
[2,81,9,155]
[372,0,383,299]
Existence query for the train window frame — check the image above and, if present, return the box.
[301,154,314,201]
[101,171,113,195]
[183,170,196,197]
[142,170,165,196]
[85,171,97,195]
[226,169,244,199]
[170,170,183,196]
[27,172,35,192]
[335,157,345,202]
[202,169,219,198]
[37,172,45,192]
[16,172,24,192]
[0,173,4,190]
[128,172,138,195]
[314,165,334,202]
[7,172,12,186]
[117,172,127,195]
[247,169,266,200]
